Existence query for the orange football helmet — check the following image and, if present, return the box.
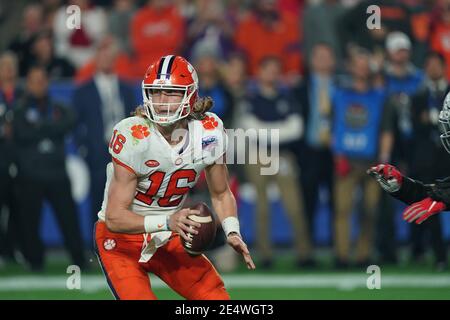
[141,55,199,125]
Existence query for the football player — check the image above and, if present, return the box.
[368,92,450,224]
[94,55,255,300]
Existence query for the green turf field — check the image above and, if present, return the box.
[1,250,450,300]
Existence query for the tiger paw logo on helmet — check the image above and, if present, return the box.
[131,125,150,140]
[103,239,116,251]
[201,115,219,130]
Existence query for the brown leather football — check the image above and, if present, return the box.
[182,202,217,255]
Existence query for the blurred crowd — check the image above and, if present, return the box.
[1,0,450,272]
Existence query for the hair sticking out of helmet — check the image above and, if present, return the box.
[140,55,202,126]
[439,92,450,154]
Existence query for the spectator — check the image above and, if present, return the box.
[73,36,137,226]
[223,53,248,94]
[222,0,251,29]
[0,52,23,108]
[239,56,313,269]
[381,32,424,162]
[332,49,385,268]
[303,0,346,70]
[130,0,185,77]
[193,50,234,128]
[377,31,424,263]
[409,51,449,270]
[186,0,235,62]
[8,3,44,76]
[41,0,64,30]
[223,53,250,129]
[12,66,86,271]
[0,2,27,52]
[339,0,412,59]
[222,53,250,191]
[0,52,23,264]
[108,0,137,54]
[235,0,302,84]
[293,43,337,249]
[408,0,433,67]
[27,30,75,80]
[53,0,107,68]
[75,35,134,83]
[430,0,450,80]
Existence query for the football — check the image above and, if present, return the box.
[182,202,217,255]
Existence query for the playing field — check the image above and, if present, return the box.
[1,250,450,300]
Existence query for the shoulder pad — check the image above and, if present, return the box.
[108,116,152,174]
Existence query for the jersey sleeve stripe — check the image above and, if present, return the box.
[112,157,136,175]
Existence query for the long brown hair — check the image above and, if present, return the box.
[132,96,214,120]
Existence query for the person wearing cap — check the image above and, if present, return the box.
[377,31,424,265]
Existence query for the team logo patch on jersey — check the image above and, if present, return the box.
[103,239,116,251]
[131,125,150,140]
[202,136,218,150]
[145,160,160,168]
[201,115,219,130]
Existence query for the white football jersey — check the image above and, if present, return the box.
[98,112,227,221]
[97,112,227,262]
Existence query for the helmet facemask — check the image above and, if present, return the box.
[439,92,450,154]
[142,84,197,126]
[439,111,450,154]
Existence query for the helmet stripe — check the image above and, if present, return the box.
[156,56,165,79]
[159,55,175,80]
[165,55,175,79]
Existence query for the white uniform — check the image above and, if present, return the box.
[97,112,227,261]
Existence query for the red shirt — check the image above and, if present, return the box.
[130,5,185,75]
[430,21,450,80]
[75,53,136,84]
[235,12,302,77]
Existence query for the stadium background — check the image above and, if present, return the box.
[1,0,450,300]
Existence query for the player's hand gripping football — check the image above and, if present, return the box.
[402,197,446,224]
[168,208,201,242]
[367,164,403,193]
[226,233,256,270]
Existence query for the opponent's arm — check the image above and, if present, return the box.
[367,164,448,224]
[367,164,429,204]
[205,161,256,270]
[105,161,200,239]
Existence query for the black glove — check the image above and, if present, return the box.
[427,177,450,206]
